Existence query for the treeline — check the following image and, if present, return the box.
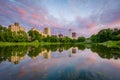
[1,25,119,43]
[0,25,86,43]
[0,25,28,42]
[90,28,120,43]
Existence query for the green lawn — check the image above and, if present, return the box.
[0,40,62,47]
[99,41,120,48]
[0,40,39,47]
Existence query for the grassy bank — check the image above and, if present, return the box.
[1,40,119,48]
[99,41,120,48]
[0,40,40,47]
[0,40,67,47]
[0,41,92,46]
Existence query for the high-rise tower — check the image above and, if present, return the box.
[72,32,77,39]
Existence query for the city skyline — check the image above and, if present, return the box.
[0,0,120,37]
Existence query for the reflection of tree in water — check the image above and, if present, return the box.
[90,45,120,59]
[27,44,73,59]
[58,48,64,53]
[28,46,42,58]
[0,46,27,64]
[0,44,83,63]
[76,44,86,50]
[28,46,51,59]
[48,68,107,80]
[42,44,72,52]
[0,44,120,64]
[43,45,58,51]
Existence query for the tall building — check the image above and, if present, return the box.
[72,32,77,39]
[8,22,25,32]
[44,28,51,36]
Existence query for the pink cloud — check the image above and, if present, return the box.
[109,19,120,26]
[17,7,27,20]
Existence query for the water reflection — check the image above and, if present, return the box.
[0,44,120,80]
[72,47,77,54]
[0,46,27,64]
[90,45,120,59]
[0,44,120,64]
[44,50,51,59]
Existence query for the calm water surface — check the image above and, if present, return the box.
[0,45,120,80]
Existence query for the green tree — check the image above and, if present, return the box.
[111,28,120,41]
[16,31,28,42]
[97,28,113,42]
[77,36,86,42]
[91,28,114,43]
[49,35,59,42]
[90,34,99,43]
[28,30,42,42]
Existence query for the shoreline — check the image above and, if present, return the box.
[0,41,120,48]
[98,41,120,48]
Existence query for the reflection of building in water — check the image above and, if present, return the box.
[72,47,77,54]
[38,49,47,56]
[30,49,51,59]
[8,52,25,64]
[58,48,63,53]
[44,50,51,59]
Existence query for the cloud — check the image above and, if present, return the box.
[0,0,120,37]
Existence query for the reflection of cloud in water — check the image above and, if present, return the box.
[48,69,108,80]
[0,46,120,80]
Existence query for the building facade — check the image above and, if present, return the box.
[31,28,47,37]
[72,32,77,39]
[8,22,25,32]
[31,27,51,37]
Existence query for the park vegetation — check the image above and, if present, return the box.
[0,25,86,44]
[0,25,120,47]
[90,28,120,42]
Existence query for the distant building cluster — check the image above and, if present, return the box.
[8,22,77,39]
[8,22,25,32]
[31,27,51,37]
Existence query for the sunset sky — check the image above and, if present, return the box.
[0,0,120,37]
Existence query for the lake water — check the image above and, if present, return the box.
[0,44,120,80]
